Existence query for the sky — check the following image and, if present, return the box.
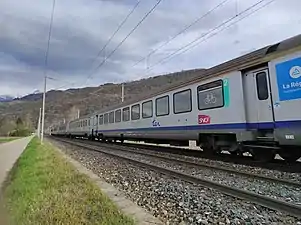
[0,0,301,96]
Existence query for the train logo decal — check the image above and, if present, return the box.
[289,66,301,79]
[198,115,211,124]
[276,57,301,101]
[152,119,161,127]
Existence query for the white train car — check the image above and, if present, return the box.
[56,34,301,162]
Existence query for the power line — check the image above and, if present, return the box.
[85,0,163,84]
[132,0,231,68]
[85,0,142,85]
[147,0,276,71]
[44,0,56,72]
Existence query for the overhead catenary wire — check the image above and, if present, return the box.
[84,0,163,84]
[84,0,142,85]
[132,0,231,68]
[53,0,277,123]
[147,0,277,71]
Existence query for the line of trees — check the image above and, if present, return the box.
[0,117,32,137]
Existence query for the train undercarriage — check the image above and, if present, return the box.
[54,130,301,163]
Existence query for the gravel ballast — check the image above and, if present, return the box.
[50,139,301,224]
[95,147,301,205]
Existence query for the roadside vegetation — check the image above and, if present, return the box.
[0,137,20,143]
[0,117,32,137]
[1,137,134,225]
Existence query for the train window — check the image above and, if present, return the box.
[109,111,114,123]
[122,107,130,121]
[173,89,192,114]
[256,72,269,100]
[88,120,90,126]
[156,95,169,116]
[99,115,103,125]
[115,109,121,123]
[131,104,140,120]
[142,100,153,118]
[198,80,224,110]
[104,113,109,124]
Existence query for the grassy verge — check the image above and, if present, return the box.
[1,137,135,225]
[0,137,20,143]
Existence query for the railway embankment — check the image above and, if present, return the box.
[1,137,135,225]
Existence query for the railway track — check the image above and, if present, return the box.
[52,137,301,218]
[114,141,301,173]
[72,138,301,187]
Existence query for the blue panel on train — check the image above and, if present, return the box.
[276,57,301,101]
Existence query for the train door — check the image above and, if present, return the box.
[243,68,275,129]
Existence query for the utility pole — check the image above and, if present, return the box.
[37,107,42,138]
[121,83,124,102]
[41,75,47,143]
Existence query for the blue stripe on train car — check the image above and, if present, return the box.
[95,120,301,133]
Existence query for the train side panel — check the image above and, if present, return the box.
[95,71,252,144]
[269,50,301,146]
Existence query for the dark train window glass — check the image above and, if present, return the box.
[104,113,109,124]
[88,120,90,126]
[99,115,103,125]
[109,111,114,123]
[115,109,121,123]
[142,100,153,118]
[131,104,140,120]
[122,107,130,121]
[256,72,269,100]
[173,89,192,114]
[156,95,169,116]
[198,80,224,110]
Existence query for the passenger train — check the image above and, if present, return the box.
[51,34,301,162]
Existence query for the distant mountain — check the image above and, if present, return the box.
[0,68,206,134]
[13,90,43,102]
[0,95,14,102]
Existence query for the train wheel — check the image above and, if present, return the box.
[251,148,276,162]
[279,148,301,162]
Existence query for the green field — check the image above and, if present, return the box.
[0,137,20,143]
[1,137,134,225]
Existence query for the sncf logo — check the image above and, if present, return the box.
[198,115,211,124]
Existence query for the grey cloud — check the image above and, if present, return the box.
[1,0,301,96]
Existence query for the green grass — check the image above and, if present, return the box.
[0,137,20,143]
[1,137,135,225]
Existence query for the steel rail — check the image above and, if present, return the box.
[54,138,301,218]
[72,138,301,188]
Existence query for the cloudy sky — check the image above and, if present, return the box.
[0,0,301,96]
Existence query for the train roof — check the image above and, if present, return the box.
[77,33,301,120]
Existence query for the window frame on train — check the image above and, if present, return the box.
[115,109,122,123]
[197,79,224,111]
[173,89,192,114]
[99,115,103,125]
[131,104,141,120]
[109,111,115,123]
[104,113,109,124]
[255,71,269,100]
[142,100,153,118]
[122,107,130,121]
[156,95,170,117]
